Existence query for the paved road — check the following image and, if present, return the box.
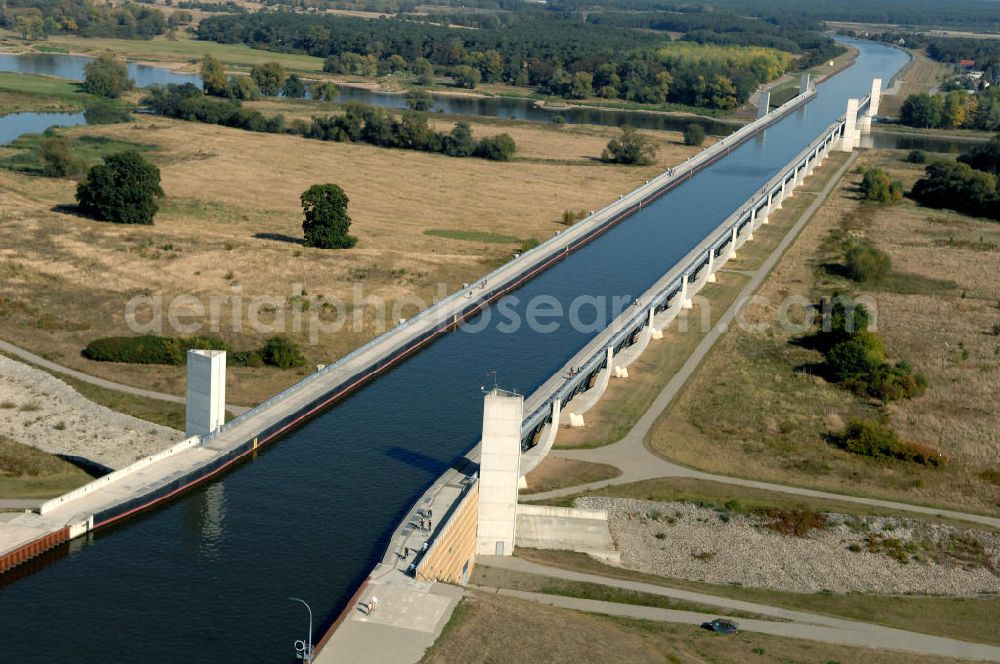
[0,339,250,415]
[521,153,1000,531]
[483,557,1000,662]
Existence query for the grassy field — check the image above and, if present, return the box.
[472,564,773,620]
[880,50,952,117]
[551,151,850,452]
[515,548,1000,648]
[522,456,621,495]
[419,588,967,664]
[0,72,90,115]
[647,149,1000,515]
[0,433,92,499]
[27,33,327,75]
[0,109,700,405]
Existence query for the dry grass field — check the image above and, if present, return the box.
[551,152,850,451]
[419,589,963,664]
[649,150,1000,514]
[0,114,699,405]
[880,50,952,118]
[521,456,621,495]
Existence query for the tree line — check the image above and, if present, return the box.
[143,83,517,160]
[899,89,1000,132]
[911,134,1000,220]
[2,0,173,39]
[195,11,789,108]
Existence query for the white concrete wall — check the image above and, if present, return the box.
[186,350,226,437]
[476,390,523,556]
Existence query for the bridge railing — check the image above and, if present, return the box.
[518,115,847,439]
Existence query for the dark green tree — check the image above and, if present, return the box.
[602,126,658,165]
[76,151,164,224]
[83,53,133,98]
[250,61,285,96]
[683,123,706,147]
[301,183,356,249]
[310,81,339,101]
[475,133,517,161]
[413,57,435,86]
[261,336,306,368]
[405,89,432,111]
[282,74,306,99]
[900,93,943,128]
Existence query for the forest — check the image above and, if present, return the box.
[1,0,168,39]
[196,12,790,108]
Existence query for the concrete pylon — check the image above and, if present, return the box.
[799,72,811,95]
[747,210,755,241]
[728,226,738,259]
[861,78,882,134]
[759,199,770,225]
[681,273,693,309]
[476,388,523,557]
[838,98,859,151]
[706,250,716,283]
[757,90,770,119]
[649,307,663,339]
[186,350,226,437]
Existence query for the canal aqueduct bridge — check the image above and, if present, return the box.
[1,78,880,580]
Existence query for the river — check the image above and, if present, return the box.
[0,39,908,663]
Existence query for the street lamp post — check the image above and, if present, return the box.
[289,596,314,662]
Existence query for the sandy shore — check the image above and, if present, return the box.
[0,354,183,469]
[579,497,999,596]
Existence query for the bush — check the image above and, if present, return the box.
[83,53,133,98]
[683,123,706,147]
[844,241,891,282]
[826,332,885,380]
[82,335,228,365]
[906,149,927,164]
[860,167,903,204]
[474,133,517,161]
[602,126,657,165]
[833,418,945,467]
[38,136,86,178]
[911,159,999,220]
[261,336,306,368]
[76,151,164,224]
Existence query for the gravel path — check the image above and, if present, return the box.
[0,354,183,469]
[578,497,1000,595]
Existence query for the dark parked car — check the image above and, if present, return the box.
[702,618,739,634]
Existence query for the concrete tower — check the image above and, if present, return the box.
[185,349,226,437]
[475,388,523,556]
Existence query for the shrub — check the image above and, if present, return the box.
[826,332,884,380]
[683,123,706,147]
[82,334,228,365]
[906,149,927,164]
[833,418,945,467]
[474,133,517,161]
[38,136,86,178]
[83,53,133,98]
[860,167,903,204]
[844,241,891,282]
[602,126,657,165]
[261,335,306,368]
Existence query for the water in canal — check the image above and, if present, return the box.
[0,39,908,663]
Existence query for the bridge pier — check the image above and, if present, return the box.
[860,78,882,135]
[838,98,860,151]
[185,349,226,437]
[757,89,771,119]
[476,389,523,557]
[706,249,716,283]
[681,272,693,309]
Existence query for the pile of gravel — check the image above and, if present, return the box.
[0,354,183,470]
[577,496,1000,595]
